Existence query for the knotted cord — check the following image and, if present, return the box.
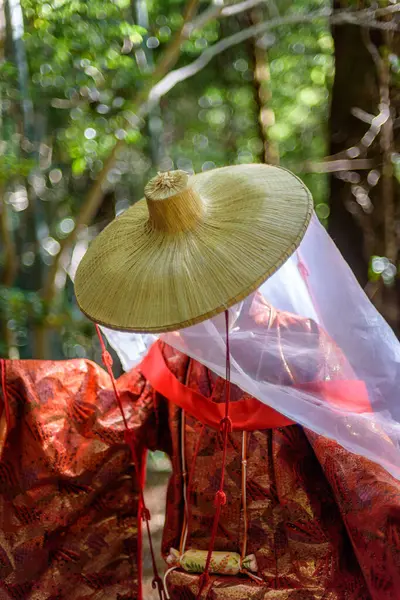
[196,310,232,598]
[95,325,166,600]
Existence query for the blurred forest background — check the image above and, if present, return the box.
[0,0,399,363]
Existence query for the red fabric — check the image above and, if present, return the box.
[0,305,397,600]
[140,341,372,431]
[0,358,150,600]
[297,380,372,412]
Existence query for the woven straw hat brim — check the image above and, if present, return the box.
[75,164,313,333]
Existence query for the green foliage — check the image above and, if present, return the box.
[0,286,43,324]
[3,0,394,358]
[0,154,35,180]
[267,5,334,217]
[148,0,334,216]
[22,0,147,175]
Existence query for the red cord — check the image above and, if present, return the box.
[95,326,166,600]
[95,325,129,429]
[196,310,232,599]
[0,359,11,430]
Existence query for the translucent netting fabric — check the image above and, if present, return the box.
[83,214,400,479]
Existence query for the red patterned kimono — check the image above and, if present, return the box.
[0,301,399,600]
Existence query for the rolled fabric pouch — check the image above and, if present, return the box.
[166,548,258,575]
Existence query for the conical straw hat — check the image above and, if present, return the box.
[74,164,313,333]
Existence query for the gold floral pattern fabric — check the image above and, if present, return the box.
[0,359,151,600]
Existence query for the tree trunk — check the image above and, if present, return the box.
[328,10,399,334]
[248,6,278,165]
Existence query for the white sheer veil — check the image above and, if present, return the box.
[73,214,400,479]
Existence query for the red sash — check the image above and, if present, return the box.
[140,342,372,432]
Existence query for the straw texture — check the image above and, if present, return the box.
[74,164,313,332]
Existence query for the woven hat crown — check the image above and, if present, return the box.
[144,170,203,233]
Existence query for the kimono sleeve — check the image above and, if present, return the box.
[92,359,162,451]
[0,357,162,600]
[307,430,400,599]
[304,329,400,600]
